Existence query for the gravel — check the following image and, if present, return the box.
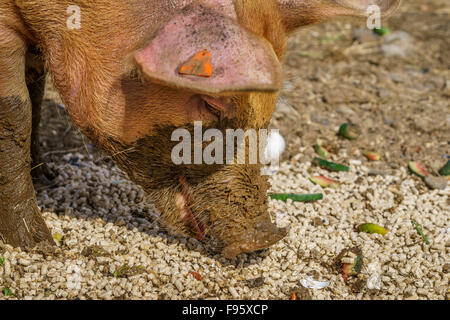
[0,152,448,300]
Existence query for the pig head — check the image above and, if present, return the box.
[15,0,401,257]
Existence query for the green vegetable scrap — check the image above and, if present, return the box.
[52,232,63,243]
[408,161,430,179]
[438,160,450,176]
[373,27,391,36]
[314,157,350,172]
[314,139,329,158]
[310,176,339,188]
[114,265,131,278]
[364,151,382,162]
[269,193,323,203]
[359,223,388,236]
[338,123,360,140]
[342,255,364,282]
[411,220,429,244]
[3,288,12,297]
[113,264,144,278]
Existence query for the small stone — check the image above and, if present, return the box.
[381,31,414,57]
[312,217,324,227]
[382,113,395,126]
[229,287,239,299]
[116,219,126,227]
[18,258,31,266]
[41,264,48,276]
[3,260,11,277]
[275,98,295,114]
[335,104,356,116]
[246,277,265,288]
[174,280,184,292]
[416,288,428,296]
[388,162,399,169]
[272,272,281,280]
[310,113,329,126]
[368,168,393,176]
[443,264,450,274]
[424,175,447,190]
[353,28,378,43]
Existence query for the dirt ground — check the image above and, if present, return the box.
[0,0,448,300]
[273,0,449,169]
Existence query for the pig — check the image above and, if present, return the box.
[0,0,401,257]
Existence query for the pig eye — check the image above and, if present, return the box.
[200,95,237,122]
[203,99,222,120]
[198,96,224,121]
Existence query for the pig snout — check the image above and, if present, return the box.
[176,161,287,258]
[222,217,288,259]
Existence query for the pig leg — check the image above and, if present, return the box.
[0,96,53,248]
[0,28,53,248]
[26,48,56,185]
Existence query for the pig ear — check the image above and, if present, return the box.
[134,4,282,95]
[278,0,402,33]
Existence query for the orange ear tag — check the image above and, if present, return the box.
[179,49,213,77]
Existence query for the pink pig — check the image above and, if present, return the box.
[0,0,400,257]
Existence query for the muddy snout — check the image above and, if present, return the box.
[221,216,288,259]
[168,162,288,258]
